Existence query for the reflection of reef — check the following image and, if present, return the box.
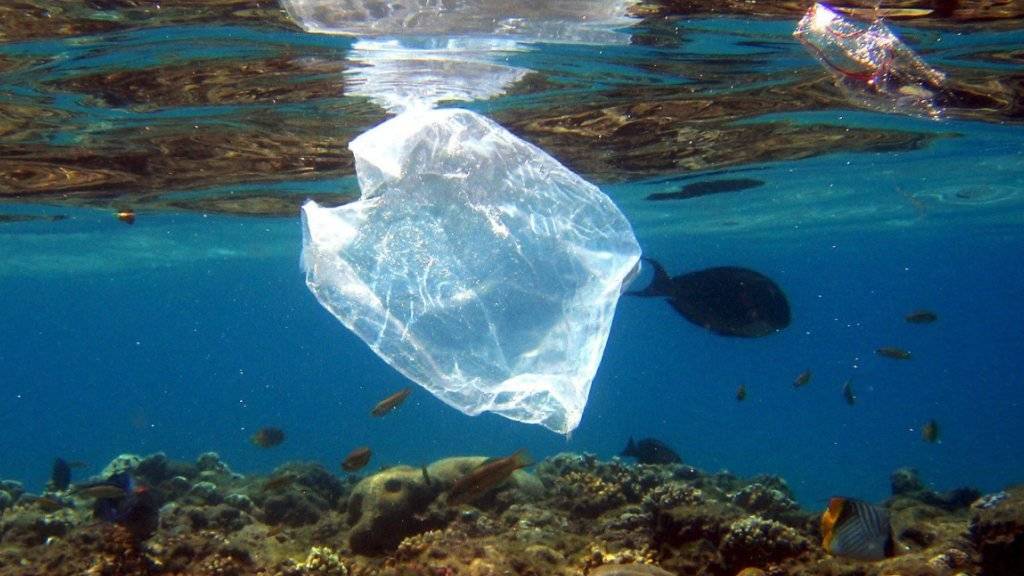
[500,79,945,181]
[1,2,1021,216]
[1,451,1019,576]
[640,0,1024,27]
[56,55,348,110]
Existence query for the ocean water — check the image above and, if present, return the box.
[1,4,1022,512]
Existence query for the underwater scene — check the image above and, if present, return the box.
[1,1,1023,575]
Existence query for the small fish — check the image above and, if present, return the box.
[876,347,912,360]
[250,426,285,448]
[342,447,372,472]
[262,473,297,492]
[620,437,682,465]
[371,387,412,417]
[922,419,940,443]
[736,384,747,402]
[821,497,895,560]
[51,458,72,491]
[115,210,135,225]
[842,379,856,406]
[72,473,131,500]
[66,461,90,470]
[447,449,533,506]
[905,310,938,324]
[735,569,768,576]
[794,369,812,388]
[33,495,67,512]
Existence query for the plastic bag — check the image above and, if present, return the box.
[794,3,947,118]
[301,108,640,434]
[280,0,638,43]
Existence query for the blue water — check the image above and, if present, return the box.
[1,12,1023,509]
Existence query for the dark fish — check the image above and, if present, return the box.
[115,209,135,225]
[628,258,790,338]
[645,178,765,201]
[66,461,89,470]
[371,387,412,417]
[736,384,747,402]
[447,449,533,506]
[621,437,682,465]
[342,447,372,472]
[876,347,912,360]
[821,497,895,560]
[794,369,812,388]
[842,380,856,406]
[905,310,938,324]
[922,419,940,443]
[51,458,72,492]
[250,426,285,448]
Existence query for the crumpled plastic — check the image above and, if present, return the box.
[794,2,947,118]
[280,0,638,43]
[301,108,640,434]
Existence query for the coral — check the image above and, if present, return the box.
[729,482,806,527]
[347,465,442,554]
[719,515,811,570]
[187,481,225,506]
[296,546,348,575]
[225,493,254,512]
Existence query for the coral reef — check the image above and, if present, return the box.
[0,451,1020,576]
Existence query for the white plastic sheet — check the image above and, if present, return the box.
[301,108,640,433]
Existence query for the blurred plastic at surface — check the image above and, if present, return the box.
[794,3,947,118]
[345,38,529,113]
[280,0,638,43]
[300,108,641,434]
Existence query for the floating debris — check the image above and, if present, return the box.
[922,419,940,443]
[628,258,790,338]
[905,310,938,324]
[250,426,286,448]
[821,497,895,560]
[877,347,913,360]
[793,369,812,388]
[342,447,372,472]
[447,449,533,506]
[115,209,136,225]
[371,387,412,417]
[621,437,682,465]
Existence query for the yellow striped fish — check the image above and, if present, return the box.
[821,497,895,560]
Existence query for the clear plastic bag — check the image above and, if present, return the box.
[301,108,640,433]
[794,3,947,117]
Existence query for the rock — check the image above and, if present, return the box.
[224,493,253,512]
[892,467,926,495]
[970,487,1024,576]
[196,452,231,474]
[347,465,442,554]
[101,454,142,478]
[159,475,193,502]
[0,490,12,513]
[263,492,321,527]
[0,509,73,547]
[186,481,223,506]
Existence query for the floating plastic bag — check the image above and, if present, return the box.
[794,3,947,117]
[280,0,638,43]
[301,108,640,434]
